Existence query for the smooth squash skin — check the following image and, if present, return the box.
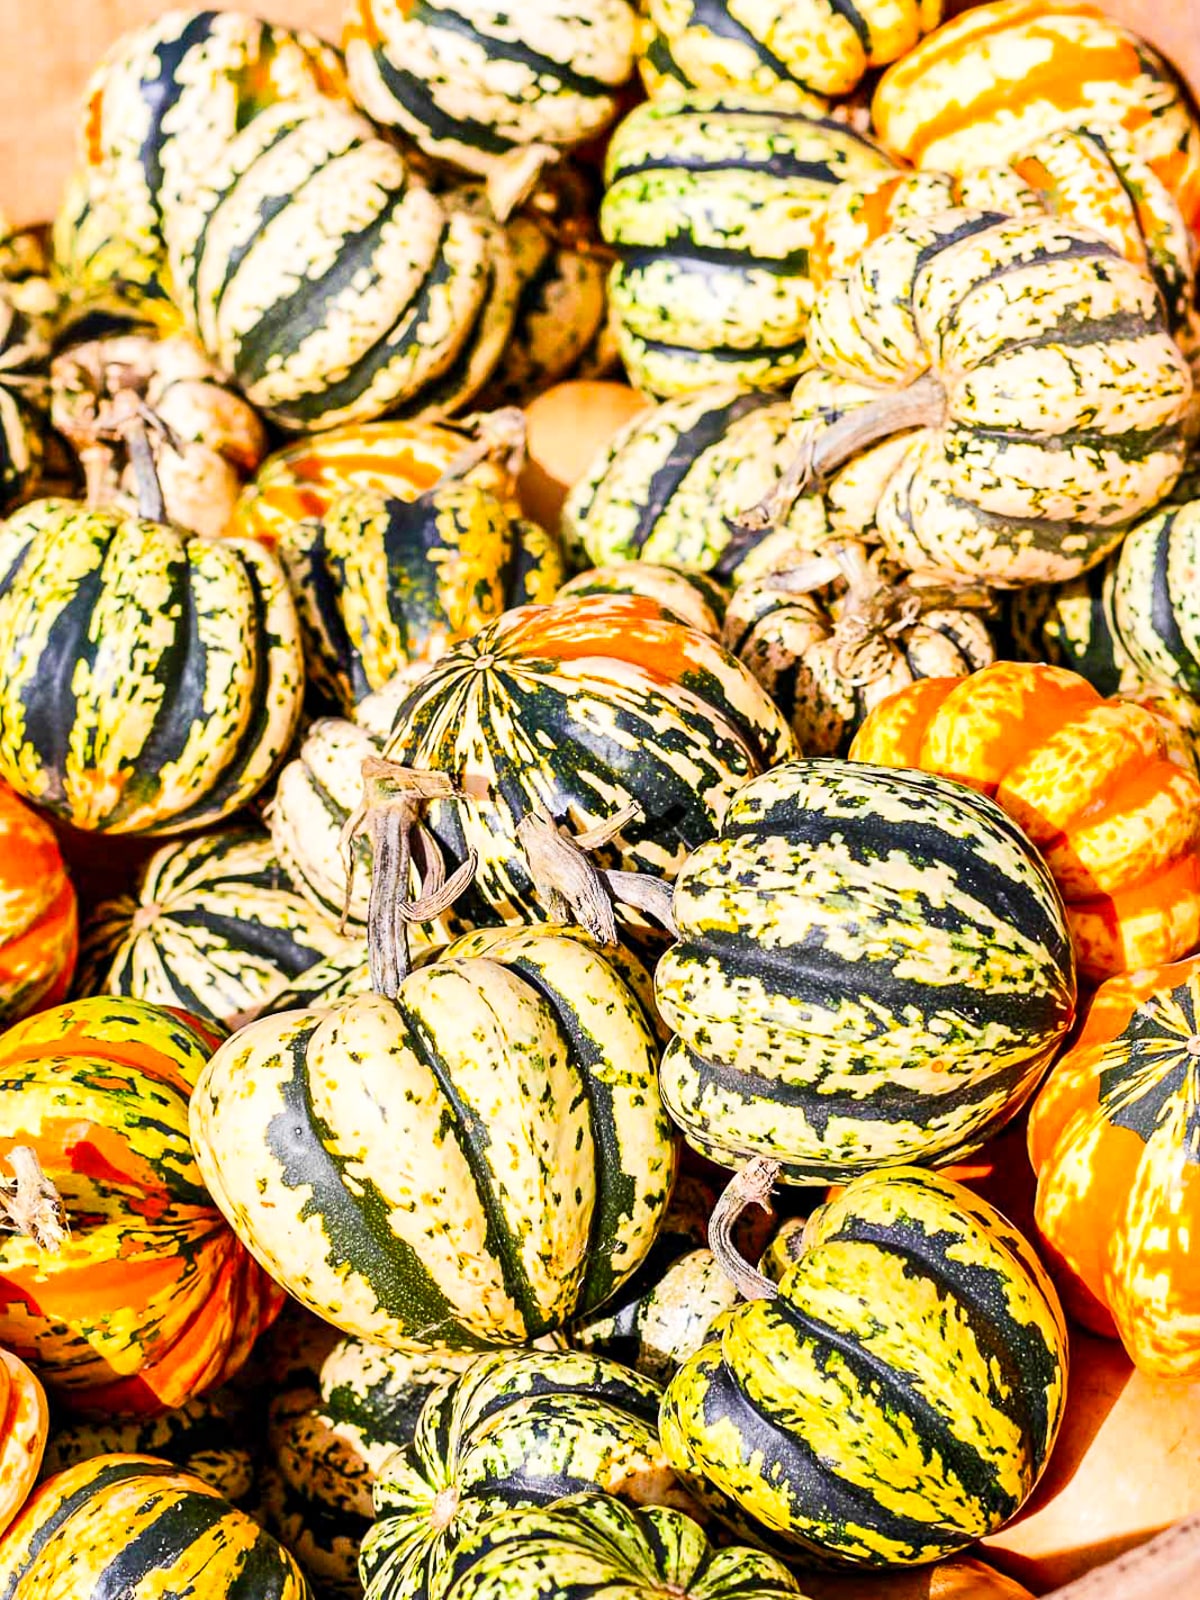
[0,784,77,1029]
[0,1351,46,1541]
[520,381,650,533]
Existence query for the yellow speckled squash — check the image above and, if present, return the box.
[557,564,726,638]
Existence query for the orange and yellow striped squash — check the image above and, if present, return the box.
[872,1,1200,228]
[0,1351,46,1540]
[0,997,282,1415]
[1028,954,1200,1378]
[0,786,76,1029]
[850,662,1200,981]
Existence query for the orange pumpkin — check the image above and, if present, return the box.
[872,1,1200,227]
[1028,955,1200,1378]
[850,662,1200,980]
[0,1350,46,1539]
[0,785,77,1029]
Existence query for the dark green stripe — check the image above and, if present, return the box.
[367,47,514,157]
[410,0,613,97]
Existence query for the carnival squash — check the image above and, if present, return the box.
[558,564,726,638]
[0,784,77,1029]
[850,661,1200,979]
[0,1350,46,1540]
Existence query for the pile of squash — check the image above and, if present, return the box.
[0,1,1198,1596]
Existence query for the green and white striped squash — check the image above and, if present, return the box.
[661,1167,1068,1566]
[1108,496,1200,695]
[561,385,830,580]
[420,1492,800,1600]
[278,482,563,716]
[655,759,1077,1182]
[343,1,639,184]
[600,95,895,398]
[190,923,676,1349]
[0,498,304,835]
[361,1349,687,1600]
[1007,560,1136,698]
[0,289,49,512]
[557,564,726,637]
[164,100,517,432]
[378,594,795,932]
[263,942,373,1016]
[638,1,943,105]
[76,826,359,1028]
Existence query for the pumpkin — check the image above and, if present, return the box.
[416,1492,801,1600]
[661,1165,1068,1565]
[1027,953,1200,1378]
[849,661,1200,980]
[163,100,517,432]
[655,758,1075,1182]
[519,380,649,532]
[342,1,639,208]
[0,463,304,835]
[722,540,995,755]
[752,211,1193,586]
[871,0,1200,229]
[0,1455,310,1599]
[278,481,563,716]
[189,921,675,1349]
[362,1349,690,1600]
[0,784,78,1029]
[638,0,943,105]
[600,94,895,398]
[0,996,282,1414]
[557,564,726,637]
[0,1351,46,1540]
[76,826,360,1029]
[0,289,49,513]
[562,384,831,579]
[377,594,795,934]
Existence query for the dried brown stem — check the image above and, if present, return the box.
[709,1158,781,1302]
[0,1146,68,1253]
[437,407,529,488]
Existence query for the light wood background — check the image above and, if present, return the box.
[0,1,1197,227]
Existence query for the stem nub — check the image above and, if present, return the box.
[0,1146,69,1253]
[709,1158,781,1303]
[515,804,678,944]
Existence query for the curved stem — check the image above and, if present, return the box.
[709,1158,781,1302]
[516,804,677,945]
[437,407,528,489]
[0,1146,68,1253]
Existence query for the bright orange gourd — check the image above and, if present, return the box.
[850,662,1200,980]
[0,1350,46,1539]
[0,785,77,1029]
[1028,955,1200,1377]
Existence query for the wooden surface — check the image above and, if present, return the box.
[0,1,1197,227]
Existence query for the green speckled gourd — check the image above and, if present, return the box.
[556,564,727,637]
[600,94,895,398]
[655,759,1076,1182]
[361,1350,689,1600]
[661,1167,1068,1566]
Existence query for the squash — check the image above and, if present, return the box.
[638,0,943,105]
[751,212,1193,586]
[872,0,1200,228]
[557,564,726,637]
[278,481,563,716]
[661,1165,1068,1565]
[76,825,360,1029]
[0,1456,310,1599]
[0,996,282,1414]
[1107,495,1200,696]
[519,380,649,532]
[600,94,895,398]
[52,164,176,327]
[189,921,675,1349]
[431,1492,800,1600]
[849,661,1200,980]
[343,1,639,208]
[0,289,49,513]
[0,784,78,1029]
[722,540,995,755]
[362,1349,690,1600]
[1006,560,1136,699]
[563,385,831,580]
[1027,953,1200,1378]
[0,1350,46,1540]
[260,941,372,1017]
[655,758,1075,1182]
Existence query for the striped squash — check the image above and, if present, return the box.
[52,164,176,325]
[378,595,795,932]
[262,942,372,1016]
[0,290,48,513]
[1007,561,1136,698]
[0,1456,310,1600]
[850,663,1200,980]
[600,95,895,398]
[872,0,1200,229]
[1108,496,1200,696]
[0,1352,45,1540]
[638,0,943,104]
[278,482,563,715]
[362,1349,687,1600]
[0,997,282,1414]
[770,211,1192,585]
[1028,953,1200,1379]
[562,385,831,579]
[77,826,359,1029]
[189,924,675,1349]
[661,1167,1068,1565]
[557,564,727,638]
[0,498,304,835]
[0,784,77,1029]
[655,759,1076,1182]
[428,1492,800,1600]
[163,100,517,432]
[343,1,639,186]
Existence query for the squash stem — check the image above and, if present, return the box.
[0,1146,69,1253]
[108,388,167,523]
[516,805,677,943]
[709,1158,781,1302]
